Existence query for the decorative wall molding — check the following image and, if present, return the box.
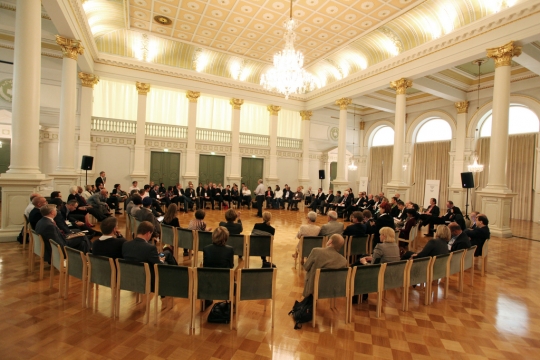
[145,140,186,149]
[277,151,302,159]
[240,148,269,156]
[196,144,231,153]
[92,135,134,146]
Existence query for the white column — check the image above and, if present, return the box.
[77,73,99,170]
[388,78,412,186]
[131,82,150,182]
[357,121,368,191]
[227,98,243,183]
[333,98,351,187]
[183,91,200,183]
[266,105,280,187]
[299,110,312,186]
[448,101,469,209]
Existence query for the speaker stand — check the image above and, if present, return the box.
[464,188,470,220]
[320,179,323,191]
[85,169,88,187]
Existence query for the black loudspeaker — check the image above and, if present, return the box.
[81,156,94,170]
[319,170,325,180]
[461,172,474,188]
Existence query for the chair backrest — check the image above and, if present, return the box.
[237,268,276,301]
[409,224,419,242]
[463,246,477,270]
[247,235,272,258]
[87,253,116,287]
[408,257,431,285]
[482,240,489,257]
[431,253,451,280]
[351,263,386,295]
[161,224,176,247]
[301,236,325,258]
[49,239,64,271]
[383,260,409,291]
[65,246,85,280]
[116,259,150,294]
[126,214,132,239]
[448,249,466,276]
[227,234,246,256]
[197,231,213,252]
[177,228,196,250]
[195,267,234,301]
[315,268,351,299]
[154,264,192,298]
[348,236,369,257]
[132,218,140,235]
[31,230,43,257]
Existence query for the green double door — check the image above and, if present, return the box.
[0,139,10,200]
[199,155,225,185]
[241,157,264,191]
[150,152,180,187]
[330,162,337,191]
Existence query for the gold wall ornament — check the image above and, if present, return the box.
[487,41,522,68]
[267,105,281,115]
[186,91,200,102]
[136,82,150,95]
[335,98,352,110]
[300,110,313,121]
[78,72,99,88]
[55,35,84,60]
[359,121,365,130]
[390,78,413,95]
[230,98,244,109]
[455,101,469,114]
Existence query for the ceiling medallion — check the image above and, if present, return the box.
[154,15,172,26]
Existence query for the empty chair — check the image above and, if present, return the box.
[312,268,351,327]
[192,268,235,330]
[296,236,325,269]
[245,235,273,268]
[405,257,432,310]
[347,235,369,265]
[115,259,152,324]
[153,264,193,327]
[64,246,88,307]
[161,224,178,260]
[49,239,66,298]
[462,246,477,291]
[446,249,466,296]
[235,268,277,329]
[383,260,410,311]
[176,228,198,266]
[348,264,386,320]
[479,240,489,276]
[227,234,246,259]
[29,230,45,280]
[87,253,116,317]
[429,253,452,304]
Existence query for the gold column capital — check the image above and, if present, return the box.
[186,91,201,102]
[230,98,244,109]
[390,78,413,95]
[300,110,313,121]
[487,41,522,68]
[78,72,99,88]
[359,121,365,130]
[335,98,352,110]
[136,82,151,95]
[267,105,281,116]
[455,101,469,114]
[55,35,84,60]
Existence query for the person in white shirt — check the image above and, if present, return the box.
[272,185,283,209]
[241,185,252,209]
[254,179,265,217]
[128,180,140,193]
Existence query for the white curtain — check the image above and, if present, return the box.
[145,87,189,126]
[196,95,232,130]
[240,102,269,135]
[278,109,301,138]
[369,146,393,195]
[93,78,138,120]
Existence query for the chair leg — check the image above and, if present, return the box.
[444,277,449,299]
[58,270,65,299]
[81,278,86,308]
[376,292,382,318]
[39,258,44,280]
[154,294,159,325]
[87,282,92,309]
[271,299,275,329]
[145,293,150,325]
[49,266,54,289]
[64,273,70,300]
[312,298,316,328]
[116,287,121,318]
[110,287,115,318]
[481,257,486,277]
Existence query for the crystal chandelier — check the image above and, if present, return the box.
[260,0,317,99]
[468,154,484,173]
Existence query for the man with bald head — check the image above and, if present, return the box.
[29,196,48,229]
[302,234,348,298]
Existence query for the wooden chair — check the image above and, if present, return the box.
[153,264,193,327]
[161,224,178,261]
[227,234,246,261]
[132,217,140,238]
[446,249,466,296]
[64,246,88,307]
[428,253,451,304]
[366,234,374,255]
[192,268,235,330]
[29,230,45,279]
[176,228,198,266]
[296,236,325,269]
[462,246,477,290]
[23,215,30,251]
[382,260,410,311]
[398,224,419,251]
[348,263,386,320]
[196,231,213,267]
[405,257,432,310]
[347,235,369,265]
[115,259,152,324]
[479,240,489,276]
[235,268,277,329]
[125,214,133,240]
[87,254,116,317]
[49,239,66,298]
[313,268,351,327]
[245,235,273,268]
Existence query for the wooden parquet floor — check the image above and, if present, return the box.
[1,207,540,360]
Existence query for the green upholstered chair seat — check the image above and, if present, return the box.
[352,264,383,295]
[409,257,431,285]
[383,260,409,290]
[32,231,42,256]
[317,268,349,299]
[117,259,148,294]
[49,239,63,271]
[88,254,114,287]
[65,247,85,279]
[239,269,273,300]
[463,246,477,270]
[155,264,190,298]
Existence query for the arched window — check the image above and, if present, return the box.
[480,104,539,137]
[372,126,394,146]
[416,118,452,143]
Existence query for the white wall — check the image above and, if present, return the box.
[93,145,132,189]
[277,158,299,189]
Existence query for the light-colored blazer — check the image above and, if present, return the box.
[303,247,348,297]
[371,242,400,264]
[318,221,344,237]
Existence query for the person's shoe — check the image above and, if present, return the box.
[262,261,276,268]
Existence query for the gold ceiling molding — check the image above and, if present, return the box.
[486,41,522,68]
[186,91,200,103]
[300,111,313,121]
[135,82,150,95]
[267,105,281,116]
[335,98,352,110]
[230,98,244,110]
[455,101,469,114]
[390,78,413,95]
[55,35,84,60]
[78,72,100,88]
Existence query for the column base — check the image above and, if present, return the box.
[49,173,80,197]
[331,180,349,190]
[476,190,515,238]
[383,184,410,202]
[227,175,242,185]
[130,174,148,185]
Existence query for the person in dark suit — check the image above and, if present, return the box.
[135,197,162,238]
[219,209,243,235]
[419,198,440,224]
[335,191,353,218]
[29,196,48,230]
[212,184,224,210]
[222,185,232,208]
[52,199,98,237]
[343,211,366,237]
[250,211,276,265]
[92,217,126,259]
[95,171,106,189]
[410,225,450,259]
[309,188,326,211]
[290,187,304,211]
[389,197,400,218]
[282,186,293,210]
[203,226,234,268]
[465,214,490,256]
[398,209,417,240]
[372,202,395,248]
[265,187,274,209]
[448,222,471,252]
[422,200,455,236]
[319,189,336,215]
[344,192,364,220]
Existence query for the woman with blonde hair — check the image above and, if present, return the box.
[411,225,450,259]
[358,226,400,265]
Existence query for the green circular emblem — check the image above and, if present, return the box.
[0,79,13,103]
[329,127,339,141]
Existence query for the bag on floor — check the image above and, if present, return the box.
[207,301,231,324]
[288,294,313,329]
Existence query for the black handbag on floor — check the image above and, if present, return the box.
[288,294,313,329]
[207,301,231,324]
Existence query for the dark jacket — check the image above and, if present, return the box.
[29,207,42,230]
[92,236,126,259]
[252,222,275,236]
[416,238,449,258]
[450,231,471,252]
[343,222,366,237]
[465,226,490,256]
[372,214,395,247]
[122,237,161,288]
[219,221,243,235]
[425,205,440,217]
[203,244,234,268]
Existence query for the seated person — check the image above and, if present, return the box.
[309,188,326,211]
[282,186,293,210]
[398,209,417,242]
[290,187,304,210]
[219,209,243,235]
[293,211,321,260]
[272,185,283,209]
[448,221,471,251]
[162,203,180,228]
[125,190,140,215]
[29,196,48,230]
[135,197,161,239]
[241,185,252,209]
[87,189,112,221]
[202,226,235,307]
[265,187,274,209]
[357,227,400,265]
[188,209,212,232]
[230,185,240,207]
[320,190,340,215]
[345,192,363,220]
[251,211,275,265]
[92,217,126,259]
[130,194,143,217]
[362,210,375,234]
[343,211,366,237]
[222,185,232,208]
[465,214,490,256]
[405,225,450,259]
[111,184,127,212]
[318,211,344,237]
[58,199,99,237]
[211,184,224,210]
